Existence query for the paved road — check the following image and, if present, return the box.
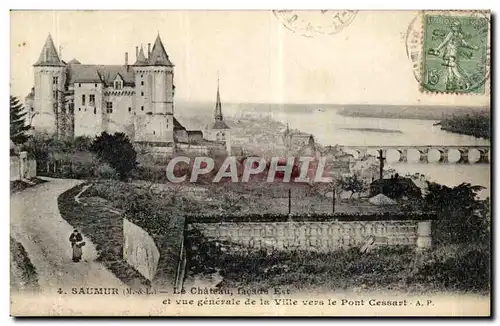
[10,178,124,294]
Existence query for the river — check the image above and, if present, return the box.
[270,109,491,199]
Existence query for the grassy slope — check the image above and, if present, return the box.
[57,184,150,288]
[10,178,47,194]
[187,235,490,295]
[85,181,186,288]
[58,182,186,288]
[10,237,40,293]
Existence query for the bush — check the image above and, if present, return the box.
[130,165,168,183]
[71,162,95,179]
[409,243,490,292]
[90,132,137,180]
[95,163,117,179]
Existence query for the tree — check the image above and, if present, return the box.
[90,132,137,180]
[337,172,368,199]
[423,182,488,244]
[10,96,31,144]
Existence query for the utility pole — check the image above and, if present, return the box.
[332,188,336,214]
[288,188,291,216]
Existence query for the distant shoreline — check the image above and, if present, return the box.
[339,127,402,134]
[336,106,490,121]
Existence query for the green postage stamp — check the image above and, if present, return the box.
[422,13,490,94]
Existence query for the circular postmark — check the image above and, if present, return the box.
[273,10,358,38]
[405,10,490,94]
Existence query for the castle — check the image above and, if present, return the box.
[25,34,230,155]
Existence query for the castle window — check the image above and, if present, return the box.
[89,94,95,106]
[78,108,81,111]
[94,83,97,87]
[53,90,58,99]
[106,102,113,113]
[93,108,96,114]
[141,91,144,96]
[153,130,155,135]
[128,107,131,112]
[114,80,123,89]
[141,106,144,111]
[31,107,34,112]
[141,74,143,78]
[52,76,58,85]
[141,81,144,86]
[82,94,86,105]
[79,83,81,87]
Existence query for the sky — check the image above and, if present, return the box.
[10,10,490,107]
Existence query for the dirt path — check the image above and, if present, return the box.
[10,178,125,294]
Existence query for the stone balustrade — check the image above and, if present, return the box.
[189,219,433,252]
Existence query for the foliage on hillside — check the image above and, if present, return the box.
[401,182,489,244]
[439,112,490,139]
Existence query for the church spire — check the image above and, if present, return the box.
[214,73,223,121]
[34,34,64,66]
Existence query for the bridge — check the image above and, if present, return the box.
[341,145,491,164]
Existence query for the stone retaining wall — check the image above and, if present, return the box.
[10,152,37,181]
[190,219,432,252]
[123,218,160,281]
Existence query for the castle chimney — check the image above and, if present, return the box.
[135,46,138,60]
[125,52,129,71]
[148,43,151,57]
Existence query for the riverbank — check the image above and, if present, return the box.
[337,105,489,121]
[438,113,491,139]
[339,127,402,134]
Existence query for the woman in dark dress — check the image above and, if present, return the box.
[69,230,84,262]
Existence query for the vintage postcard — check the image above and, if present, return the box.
[9,10,491,316]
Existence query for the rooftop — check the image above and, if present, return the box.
[67,64,135,85]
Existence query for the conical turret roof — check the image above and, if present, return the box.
[133,45,148,66]
[147,34,174,66]
[34,34,64,67]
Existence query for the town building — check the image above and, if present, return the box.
[25,34,230,156]
[282,124,315,150]
[369,174,422,200]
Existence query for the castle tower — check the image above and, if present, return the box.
[133,34,175,146]
[32,34,66,135]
